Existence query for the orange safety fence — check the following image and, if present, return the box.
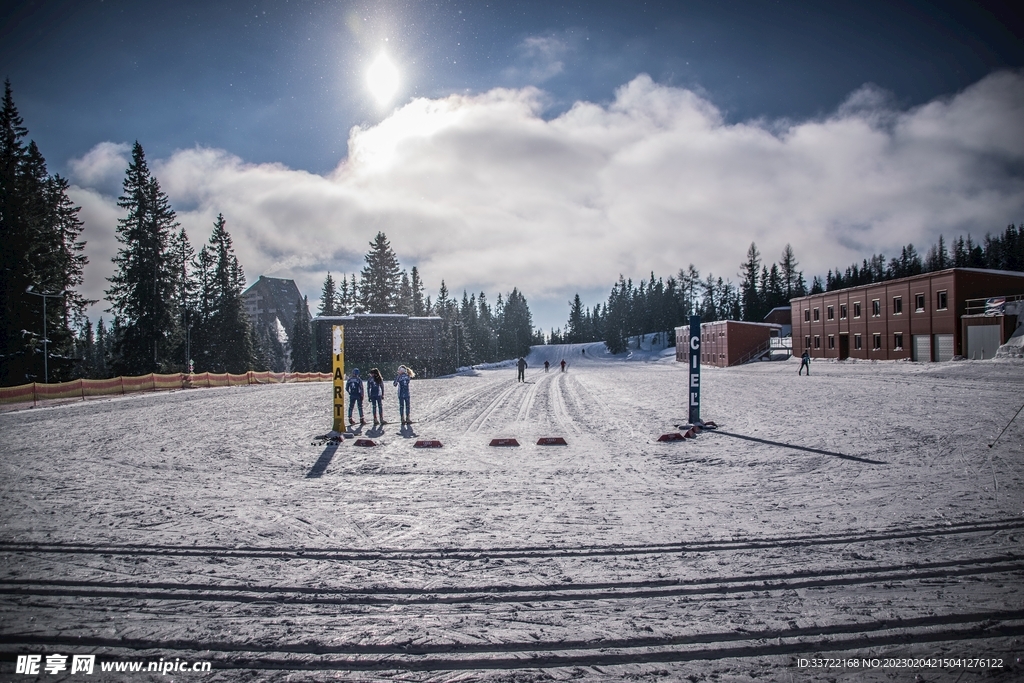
[0,371,331,406]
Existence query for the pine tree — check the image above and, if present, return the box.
[106,142,181,375]
[359,231,402,313]
[410,266,425,316]
[95,317,110,377]
[169,227,196,371]
[290,296,314,372]
[1,82,90,384]
[203,213,252,373]
[498,288,533,358]
[319,272,338,316]
[779,244,800,301]
[566,294,585,344]
[397,270,414,315]
[740,242,762,322]
[0,80,30,384]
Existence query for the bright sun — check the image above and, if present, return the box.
[366,53,400,105]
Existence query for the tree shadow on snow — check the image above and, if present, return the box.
[306,442,339,478]
[710,430,886,465]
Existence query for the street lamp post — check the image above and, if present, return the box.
[25,286,66,384]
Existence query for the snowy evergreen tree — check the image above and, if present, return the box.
[106,142,181,376]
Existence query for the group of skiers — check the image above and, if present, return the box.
[345,365,415,426]
[520,357,568,381]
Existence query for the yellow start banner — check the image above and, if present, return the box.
[332,325,345,432]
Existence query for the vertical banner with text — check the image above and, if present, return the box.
[332,325,345,432]
[688,315,701,424]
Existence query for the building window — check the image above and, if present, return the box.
[827,305,834,320]
[804,308,810,322]
[894,332,903,350]
[805,335,811,349]
[854,334,862,350]
[813,307,820,321]
[873,333,882,351]
[937,290,948,310]
[872,299,881,317]
[840,304,848,320]
[828,335,835,349]
[892,296,902,315]
[854,302,862,318]
[915,294,925,312]
[814,335,821,349]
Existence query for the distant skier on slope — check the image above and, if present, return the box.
[560,359,566,372]
[394,365,415,424]
[799,349,811,376]
[367,368,385,425]
[544,360,550,373]
[517,357,528,382]
[346,368,366,425]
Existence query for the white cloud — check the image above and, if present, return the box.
[69,70,1024,330]
[502,34,571,84]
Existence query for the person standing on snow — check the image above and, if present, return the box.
[560,359,566,372]
[394,365,415,424]
[799,349,811,376]
[517,357,528,382]
[367,368,385,425]
[346,368,366,425]
[544,360,550,373]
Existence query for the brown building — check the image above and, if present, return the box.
[676,320,781,367]
[791,268,1024,361]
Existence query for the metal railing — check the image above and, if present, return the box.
[734,339,773,366]
[964,293,1024,316]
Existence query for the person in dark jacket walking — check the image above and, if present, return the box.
[799,350,811,375]
[346,368,366,424]
[367,368,385,425]
[560,359,566,372]
[517,357,528,382]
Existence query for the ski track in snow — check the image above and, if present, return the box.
[1,345,1023,681]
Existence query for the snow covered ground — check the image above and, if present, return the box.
[1,344,1023,682]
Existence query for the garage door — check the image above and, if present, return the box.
[934,334,954,362]
[912,334,931,362]
[966,325,1001,360]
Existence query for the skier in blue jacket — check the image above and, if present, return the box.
[367,368,385,425]
[346,368,366,425]
[394,365,415,424]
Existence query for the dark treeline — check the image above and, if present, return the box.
[312,232,540,374]
[1,81,91,385]
[558,244,807,354]
[817,226,1024,293]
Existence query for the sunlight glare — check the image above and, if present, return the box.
[367,53,400,105]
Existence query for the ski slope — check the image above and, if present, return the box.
[1,348,1023,681]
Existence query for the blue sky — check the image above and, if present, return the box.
[2,0,1023,330]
